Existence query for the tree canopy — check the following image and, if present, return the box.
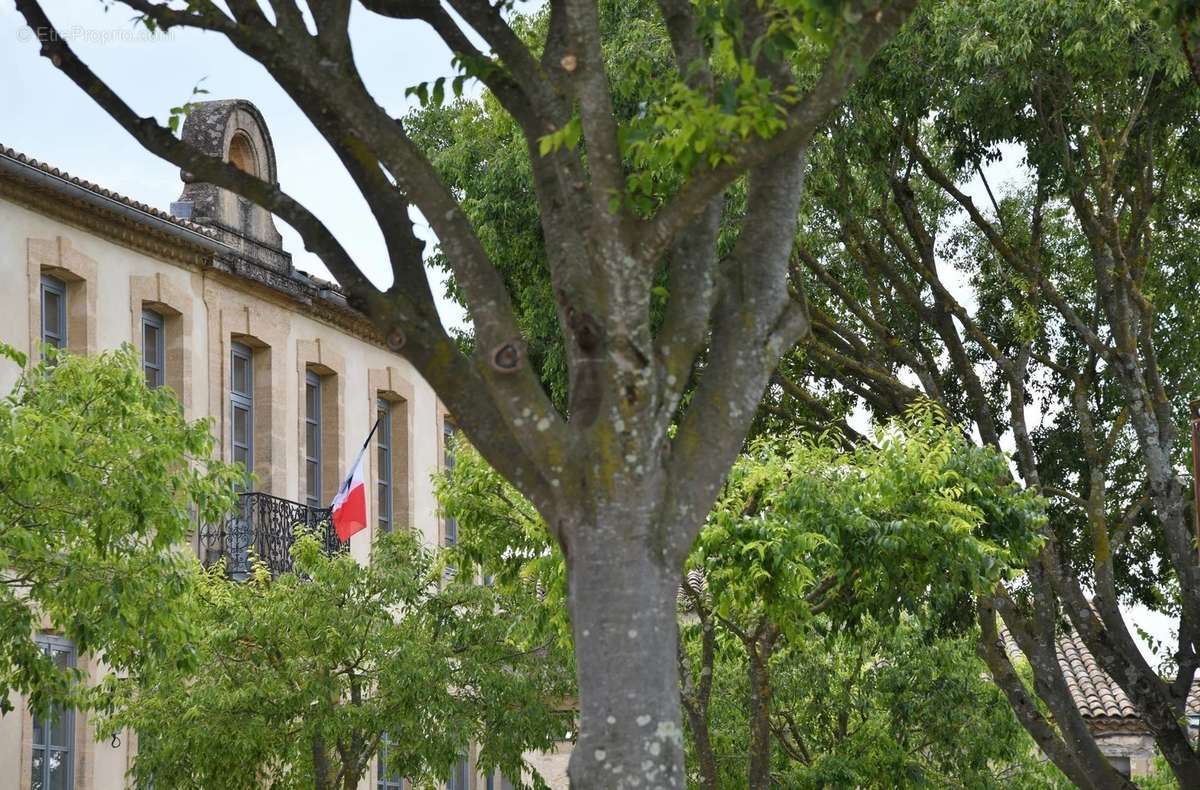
[780,0,1200,783]
[96,530,574,790]
[0,344,239,716]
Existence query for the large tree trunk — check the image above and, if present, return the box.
[566,517,686,789]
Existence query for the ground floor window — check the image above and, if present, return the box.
[447,754,470,790]
[377,735,404,790]
[31,635,75,790]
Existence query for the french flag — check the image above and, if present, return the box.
[330,419,379,542]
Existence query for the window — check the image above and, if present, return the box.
[443,420,457,547]
[486,770,515,790]
[377,399,392,532]
[305,371,322,508]
[1107,755,1131,777]
[141,309,165,388]
[231,342,254,485]
[40,275,67,353]
[377,735,404,790]
[31,635,74,790]
[447,754,469,790]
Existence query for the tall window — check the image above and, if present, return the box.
[31,635,74,790]
[377,399,392,532]
[443,420,457,547]
[486,770,515,790]
[305,371,322,508]
[40,275,67,353]
[446,755,469,790]
[141,309,165,388]
[230,342,254,486]
[377,735,404,790]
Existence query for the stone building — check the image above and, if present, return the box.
[0,99,565,790]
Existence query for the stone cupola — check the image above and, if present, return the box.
[171,99,291,274]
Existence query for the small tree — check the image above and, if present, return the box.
[682,617,1063,789]
[0,343,240,715]
[97,530,574,790]
[15,1,917,781]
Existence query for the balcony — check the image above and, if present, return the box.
[198,491,347,578]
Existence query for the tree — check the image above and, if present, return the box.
[681,617,1065,789]
[439,407,1048,787]
[15,0,918,782]
[775,0,1200,784]
[96,530,574,790]
[0,344,240,715]
[678,407,1044,787]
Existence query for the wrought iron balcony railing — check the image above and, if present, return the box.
[198,491,347,578]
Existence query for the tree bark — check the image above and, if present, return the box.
[566,518,686,789]
[679,594,719,790]
[746,627,777,788]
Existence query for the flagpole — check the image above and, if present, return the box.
[332,415,383,504]
[361,414,383,451]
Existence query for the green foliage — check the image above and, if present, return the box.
[696,403,1044,637]
[167,78,210,134]
[0,344,240,715]
[686,617,1065,788]
[437,406,1049,784]
[435,437,572,653]
[97,530,573,790]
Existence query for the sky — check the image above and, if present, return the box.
[0,0,469,329]
[0,2,1176,663]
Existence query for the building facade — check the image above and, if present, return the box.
[0,100,567,789]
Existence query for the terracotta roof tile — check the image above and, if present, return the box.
[1003,622,1200,722]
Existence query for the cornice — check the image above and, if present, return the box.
[0,177,212,269]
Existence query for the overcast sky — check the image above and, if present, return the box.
[1,1,1177,664]
[0,0,469,329]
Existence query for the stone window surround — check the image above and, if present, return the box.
[368,367,415,541]
[205,283,289,496]
[128,273,193,414]
[18,631,97,790]
[297,339,345,511]
[26,236,96,360]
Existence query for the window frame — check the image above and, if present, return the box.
[39,274,67,353]
[443,420,457,547]
[377,398,393,533]
[305,370,323,508]
[31,634,75,790]
[141,309,165,389]
[446,754,470,790]
[376,734,405,790]
[230,342,254,486]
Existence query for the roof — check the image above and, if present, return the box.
[0,141,377,342]
[1057,628,1141,720]
[1006,623,1200,730]
[0,143,223,248]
